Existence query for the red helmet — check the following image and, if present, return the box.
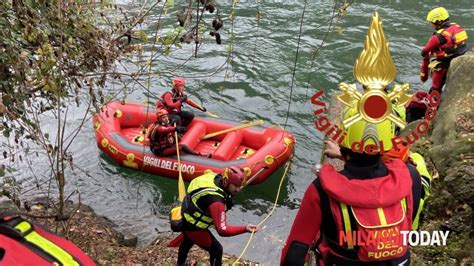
[172,77,186,90]
[156,108,168,118]
[225,166,245,186]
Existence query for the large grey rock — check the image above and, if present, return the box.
[417,54,474,264]
[431,55,474,146]
[117,232,138,247]
[429,139,473,179]
[0,196,20,212]
[428,55,474,206]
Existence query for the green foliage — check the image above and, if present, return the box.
[0,0,218,217]
[163,26,184,55]
[0,0,136,217]
[0,0,126,132]
[0,170,21,202]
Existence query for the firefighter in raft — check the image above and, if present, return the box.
[158,77,207,127]
[420,7,468,94]
[147,108,203,156]
[177,167,258,266]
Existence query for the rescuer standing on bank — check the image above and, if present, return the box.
[420,7,468,94]
[177,167,258,266]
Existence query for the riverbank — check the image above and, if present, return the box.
[0,197,255,265]
[408,54,474,264]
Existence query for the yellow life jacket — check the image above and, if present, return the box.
[408,152,432,230]
[182,173,226,229]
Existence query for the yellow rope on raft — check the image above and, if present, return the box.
[232,158,293,265]
[202,120,264,140]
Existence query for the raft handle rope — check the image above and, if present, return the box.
[243,166,269,187]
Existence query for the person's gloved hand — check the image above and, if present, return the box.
[246,224,259,233]
[201,107,207,112]
[323,140,342,159]
[420,71,428,82]
[180,94,188,102]
[420,60,429,83]
[176,126,186,134]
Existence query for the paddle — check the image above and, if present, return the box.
[166,128,187,249]
[202,120,264,140]
[174,124,186,202]
[186,98,220,118]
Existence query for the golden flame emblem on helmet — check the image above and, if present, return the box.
[337,11,412,129]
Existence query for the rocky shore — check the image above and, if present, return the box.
[406,54,473,264]
[0,197,255,265]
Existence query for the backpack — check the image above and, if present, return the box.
[314,180,412,262]
[170,206,183,232]
[0,212,95,265]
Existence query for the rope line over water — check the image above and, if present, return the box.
[233,159,293,265]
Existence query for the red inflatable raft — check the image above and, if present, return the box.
[93,101,295,184]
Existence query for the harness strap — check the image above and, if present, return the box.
[313,179,336,239]
[313,179,359,260]
[340,203,353,249]
[184,211,212,228]
[183,183,226,229]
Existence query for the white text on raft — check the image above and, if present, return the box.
[143,156,196,174]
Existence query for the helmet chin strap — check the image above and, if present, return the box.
[434,19,449,29]
[173,89,184,98]
[219,172,230,188]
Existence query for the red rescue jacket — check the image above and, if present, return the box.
[281,159,421,266]
[158,91,201,114]
[0,214,95,265]
[147,122,175,151]
[318,159,413,262]
[422,23,468,60]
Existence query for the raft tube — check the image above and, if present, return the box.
[93,101,295,184]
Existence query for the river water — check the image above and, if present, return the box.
[11,0,473,264]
